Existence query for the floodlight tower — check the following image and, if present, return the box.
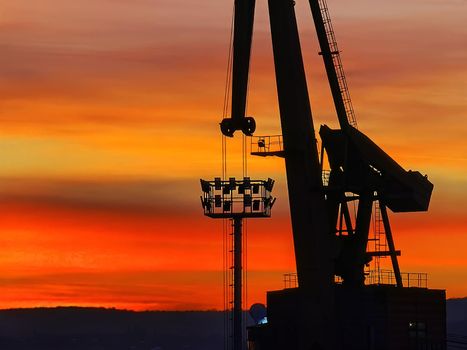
[200,177,275,350]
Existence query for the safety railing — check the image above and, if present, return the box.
[283,270,428,289]
[366,270,428,288]
[250,135,284,157]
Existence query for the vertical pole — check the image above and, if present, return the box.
[233,217,243,350]
[268,0,332,296]
[379,203,403,287]
[347,192,373,286]
[341,201,354,235]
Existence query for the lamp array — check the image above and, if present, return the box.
[200,177,276,218]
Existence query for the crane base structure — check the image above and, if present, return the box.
[248,285,446,350]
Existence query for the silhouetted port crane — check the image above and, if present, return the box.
[250,0,435,289]
[204,0,446,349]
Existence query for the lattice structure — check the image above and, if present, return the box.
[201,177,275,350]
[317,0,358,128]
[367,200,389,281]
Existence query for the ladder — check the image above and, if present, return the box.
[317,0,358,128]
[372,200,388,282]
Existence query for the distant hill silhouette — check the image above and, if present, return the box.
[0,298,465,350]
[0,307,226,350]
[446,298,467,349]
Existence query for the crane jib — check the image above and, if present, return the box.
[220,0,257,137]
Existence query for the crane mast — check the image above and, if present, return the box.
[268,0,334,346]
[269,0,332,293]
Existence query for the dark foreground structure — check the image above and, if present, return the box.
[249,286,446,350]
[2,304,465,350]
[210,0,447,349]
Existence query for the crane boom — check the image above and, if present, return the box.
[220,0,257,137]
[231,0,255,124]
[308,0,357,129]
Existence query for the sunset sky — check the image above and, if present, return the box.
[1,0,466,310]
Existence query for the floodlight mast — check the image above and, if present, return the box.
[200,178,275,350]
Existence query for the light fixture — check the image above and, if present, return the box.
[200,179,211,193]
[214,177,221,190]
[244,194,252,207]
[265,178,275,192]
[215,195,222,207]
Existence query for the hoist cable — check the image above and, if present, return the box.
[221,4,235,349]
